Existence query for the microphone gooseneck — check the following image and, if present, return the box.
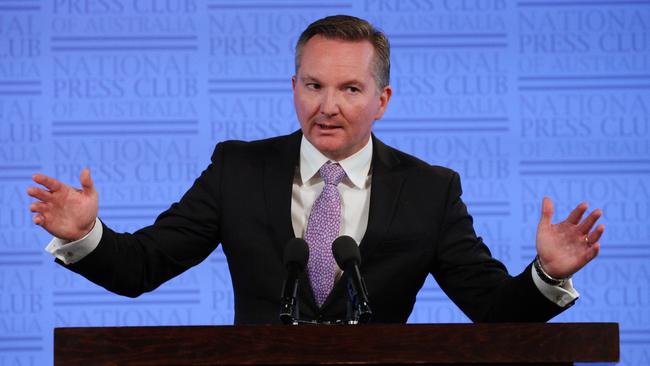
[280,238,309,324]
[332,236,372,324]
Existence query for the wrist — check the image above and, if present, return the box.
[73,218,97,242]
[534,255,571,287]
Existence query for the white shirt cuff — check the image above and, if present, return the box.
[531,265,579,307]
[45,218,103,265]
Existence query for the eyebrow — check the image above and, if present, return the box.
[301,74,366,87]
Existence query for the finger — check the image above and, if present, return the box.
[80,168,96,194]
[584,241,600,263]
[587,224,605,244]
[538,197,554,227]
[29,202,49,213]
[26,187,53,202]
[32,173,63,192]
[566,202,588,225]
[32,213,45,225]
[578,208,603,234]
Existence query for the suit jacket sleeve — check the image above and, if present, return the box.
[59,143,226,297]
[431,171,568,322]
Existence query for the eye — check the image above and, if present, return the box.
[346,86,361,93]
[306,83,321,90]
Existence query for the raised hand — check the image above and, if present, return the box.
[536,197,604,279]
[27,168,99,241]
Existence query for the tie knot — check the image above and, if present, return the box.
[319,163,346,186]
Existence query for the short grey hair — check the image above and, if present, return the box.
[295,15,390,90]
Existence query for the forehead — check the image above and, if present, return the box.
[298,36,375,81]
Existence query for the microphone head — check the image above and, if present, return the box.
[332,235,361,269]
[283,238,309,271]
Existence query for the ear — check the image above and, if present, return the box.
[292,75,297,91]
[374,85,392,120]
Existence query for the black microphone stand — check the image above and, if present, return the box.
[343,264,372,324]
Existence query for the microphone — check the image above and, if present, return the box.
[279,238,309,325]
[332,236,372,324]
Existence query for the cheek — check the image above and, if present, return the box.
[347,102,378,124]
[295,95,318,117]
[364,100,382,120]
[293,101,306,124]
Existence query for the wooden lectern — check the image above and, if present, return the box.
[54,323,619,365]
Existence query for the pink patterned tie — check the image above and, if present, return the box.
[305,162,347,307]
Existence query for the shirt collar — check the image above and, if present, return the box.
[299,135,372,189]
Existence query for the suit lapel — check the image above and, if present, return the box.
[358,135,405,260]
[263,131,301,250]
[322,135,405,311]
[263,130,319,314]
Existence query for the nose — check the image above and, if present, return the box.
[320,89,339,117]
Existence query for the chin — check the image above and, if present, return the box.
[312,141,344,159]
[316,144,341,157]
[309,135,338,148]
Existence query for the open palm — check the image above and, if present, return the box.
[536,197,604,279]
[27,168,98,241]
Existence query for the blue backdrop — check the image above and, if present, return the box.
[1,1,649,365]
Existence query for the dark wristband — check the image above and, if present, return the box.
[534,255,571,287]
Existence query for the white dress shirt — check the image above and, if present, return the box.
[46,135,578,307]
[291,135,372,246]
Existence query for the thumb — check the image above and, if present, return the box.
[539,196,554,228]
[80,168,96,195]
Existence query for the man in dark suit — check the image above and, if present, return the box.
[27,15,604,324]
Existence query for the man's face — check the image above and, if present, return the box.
[292,36,392,161]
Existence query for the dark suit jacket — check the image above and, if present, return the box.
[62,130,568,324]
